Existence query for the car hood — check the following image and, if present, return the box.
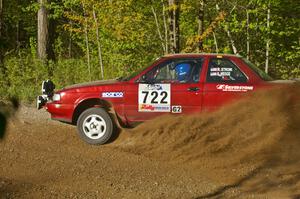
[63,79,120,90]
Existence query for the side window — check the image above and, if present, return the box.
[145,59,203,83]
[206,58,247,83]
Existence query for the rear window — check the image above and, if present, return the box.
[242,58,273,81]
[206,58,248,83]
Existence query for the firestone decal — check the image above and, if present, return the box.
[102,92,124,98]
[216,84,254,92]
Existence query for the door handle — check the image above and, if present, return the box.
[187,87,200,92]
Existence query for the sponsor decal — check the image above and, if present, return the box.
[138,84,171,112]
[172,106,182,113]
[139,104,170,112]
[102,92,124,98]
[145,84,163,91]
[216,84,254,92]
[154,106,170,111]
[139,104,155,111]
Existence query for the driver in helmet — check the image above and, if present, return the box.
[175,63,191,82]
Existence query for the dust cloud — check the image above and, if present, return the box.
[118,83,300,193]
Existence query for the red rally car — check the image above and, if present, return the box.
[37,53,293,145]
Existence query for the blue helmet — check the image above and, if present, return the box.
[175,63,191,81]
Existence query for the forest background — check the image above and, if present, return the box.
[0,0,299,101]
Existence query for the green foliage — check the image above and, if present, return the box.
[1,54,47,101]
[0,54,101,101]
[0,0,299,102]
[29,37,37,58]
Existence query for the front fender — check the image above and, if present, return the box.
[72,93,125,125]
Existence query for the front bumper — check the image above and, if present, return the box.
[45,102,74,123]
[37,80,55,109]
[37,95,74,124]
[37,80,73,123]
[37,95,48,110]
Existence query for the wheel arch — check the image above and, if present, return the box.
[72,98,112,125]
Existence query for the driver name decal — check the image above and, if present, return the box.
[210,67,233,77]
[138,84,171,112]
[216,84,254,92]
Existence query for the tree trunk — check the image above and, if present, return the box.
[82,5,91,81]
[0,0,3,42]
[198,0,204,52]
[246,9,250,60]
[68,21,72,58]
[16,21,20,49]
[37,0,49,60]
[93,8,104,80]
[162,1,169,54]
[84,17,91,80]
[168,0,180,53]
[212,31,219,53]
[265,5,270,74]
[0,0,2,38]
[226,24,238,54]
[68,35,72,58]
[0,0,4,68]
[47,17,56,61]
[151,6,166,53]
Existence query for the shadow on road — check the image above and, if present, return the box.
[0,98,19,140]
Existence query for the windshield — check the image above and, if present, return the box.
[119,65,149,81]
[242,58,274,81]
[119,58,162,81]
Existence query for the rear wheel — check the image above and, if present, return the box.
[77,108,113,145]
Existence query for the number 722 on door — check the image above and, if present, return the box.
[138,84,171,112]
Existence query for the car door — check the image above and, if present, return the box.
[124,58,205,122]
[202,57,254,111]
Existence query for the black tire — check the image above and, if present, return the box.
[77,108,113,145]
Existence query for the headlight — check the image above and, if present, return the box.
[52,93,61,101]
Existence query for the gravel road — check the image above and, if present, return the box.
[1,85,300,199]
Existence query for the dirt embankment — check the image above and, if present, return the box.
[1,83,300,198]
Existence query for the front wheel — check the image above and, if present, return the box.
[77,108,113,145]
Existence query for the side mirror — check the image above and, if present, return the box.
[137,73,155,84]
[141,74,147,81]
[137,75,147,83]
